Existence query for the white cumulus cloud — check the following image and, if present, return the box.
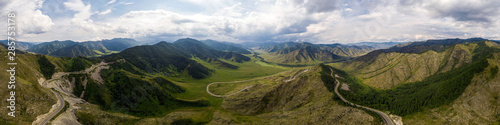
[0,0,54,35]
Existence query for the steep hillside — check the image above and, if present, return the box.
[27,40,77,55]
[75,68,208,117]
[256,42,374,64]
[328,40,500,123]
[341,40,497,89]
[25,38,135,57]
[347,42,403,49]
[0,47,57,124]
[384,37,488,53]
[403,51,500,124]
[201,39,251,54]
[49,44,99,57]
[80,42,108,53]
[276,44,342,63]
[257,42,344,64]
[105,38,250,79]
[173,38,251,62]
[107,44,213,79]
[319,44,374,57]
[221,51,251,63]
[212,66,377,124]
[0,41,212,124]
[0,42,6,48]
[173,38,228,58]
[259,42,299,52]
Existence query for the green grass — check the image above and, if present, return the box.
[76,103,140,125]
[209,80,276,95]
[323,42,500,117]
[73,55,289,123]
[38,55,56,79]
[254,60,289,70]
[89,50,120,57]
[490,66,499,80]
[47,56,100,72]
[254,49,339,66]
[0,50,59,124]
[82,68,212,117]
[170,57,286,99]
[171,119,195,125]
[60,49,292,123]
[327,57,489,116]
[157,57,290,122]
[93,50,104,55]
[358,53,406,78]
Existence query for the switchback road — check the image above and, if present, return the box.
[39,61,112,125]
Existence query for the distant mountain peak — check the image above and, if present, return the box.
[200,39,251,54]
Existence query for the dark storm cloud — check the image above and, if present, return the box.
[278,19,316,34]
[400,0,500,23]
[41,0,75,19]
[429,5,499,23]
[293,0,339,13]
[235,18,318,43]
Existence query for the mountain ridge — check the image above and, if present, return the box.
[327,39,500,124]
[25,38,136,57]
[201,39,251,54]
[256,42,374,64]
[105,38,251,79]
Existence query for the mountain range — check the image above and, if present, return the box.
[24,38,136,57]
[201,39,251,54]
[1,37,498,125]
[331,38,500,124]
[346,42,404,49]
[105,38,251,79]
[256,42,375,64]
[0,40,35,50]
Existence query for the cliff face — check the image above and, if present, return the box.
[215,67,376,124]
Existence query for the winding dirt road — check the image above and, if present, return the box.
[330,68,394,125]
[39,61,111,125]
[40,90,64,125]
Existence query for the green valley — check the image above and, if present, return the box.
[4,0,500,124]
[1,38,499,125]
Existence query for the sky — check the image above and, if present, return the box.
[1,0,499,43]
